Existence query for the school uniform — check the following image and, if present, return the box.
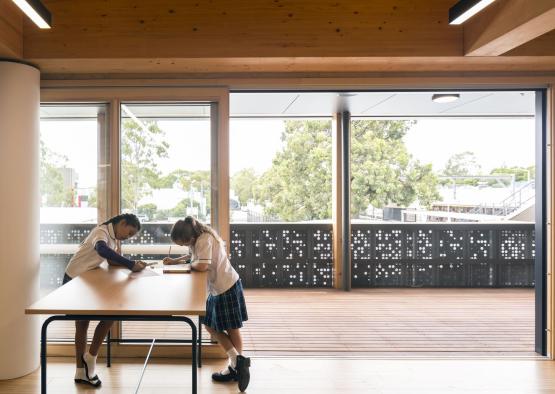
[192,232,248,332]
[63,223,134,284]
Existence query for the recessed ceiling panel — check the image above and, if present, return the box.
[231,91,535,118]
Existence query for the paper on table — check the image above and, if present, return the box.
[130,268,161,279]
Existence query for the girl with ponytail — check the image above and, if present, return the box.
[164,216,251,392]
[63,213,147,387]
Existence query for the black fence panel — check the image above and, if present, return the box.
[40,222,534,290]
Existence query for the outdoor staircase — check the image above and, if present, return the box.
[469,180,535,218]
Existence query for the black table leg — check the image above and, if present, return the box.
[175,316,197,394]
[41,316,71,394]
[198,316,202,368]
[106,329,111,367]
[40,315,198,394]
[40,318,49,394]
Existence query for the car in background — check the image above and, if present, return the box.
[136,214,149,222]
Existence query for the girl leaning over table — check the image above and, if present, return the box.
[163,216,251,392]
[63,213,147,387]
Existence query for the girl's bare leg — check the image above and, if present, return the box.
[89,321,114,356]
[226,328,243,354]
[75,320,90,367]
[205,325,235,351]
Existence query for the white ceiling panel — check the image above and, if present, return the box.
[231,91,536,118]
[230,92,299,115]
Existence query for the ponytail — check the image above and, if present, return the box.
[102,213,141,231]
[170,216,222,245]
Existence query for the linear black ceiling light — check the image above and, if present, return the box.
[449,0,495,25]
[12,0,52,29]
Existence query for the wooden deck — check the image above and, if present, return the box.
[45,288,535,356]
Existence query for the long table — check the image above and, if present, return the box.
[26,264,207,394]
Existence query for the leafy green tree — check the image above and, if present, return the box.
[256,120,440,221]
[154,209,172,221]
[231,168,259,205]
[170,198,201,218]
[350,120,440,214]
[121,119,169,211]
[138,203,157,219]
[257,120,332,221]
[39,140,74,206]
[490,165,535,182]
[88,188,97,208]
[443,151,481,177]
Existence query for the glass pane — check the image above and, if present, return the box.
[350,116,535,223]
[40,103,108,340]
[120,102,211,339]
[230,118,332,223]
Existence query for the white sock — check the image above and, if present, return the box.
[83,352,97,378]
[220,365,232,375]
[226,348,239,369]
[75,367,86,380]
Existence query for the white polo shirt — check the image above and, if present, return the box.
[192,232,239,296]
[65,223,118,278]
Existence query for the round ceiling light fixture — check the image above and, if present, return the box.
[338,93,358,97]
[432,93,460,103]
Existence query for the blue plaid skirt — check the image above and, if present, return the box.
[203,280,248,332]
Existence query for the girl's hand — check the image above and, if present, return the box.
[162,257,177,265]
[132,260,147,272]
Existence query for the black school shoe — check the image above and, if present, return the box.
[236,355,251,392]
[74,375,102,388]
[212,366,238,382]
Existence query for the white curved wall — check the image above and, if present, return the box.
[0,61,40,379]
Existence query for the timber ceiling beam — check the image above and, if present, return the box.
[0,1,23,58]
[464,0,555,56]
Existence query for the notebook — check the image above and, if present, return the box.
[162,263,192,274]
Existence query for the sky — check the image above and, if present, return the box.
[40,116,535,191]
[405,117,535,173]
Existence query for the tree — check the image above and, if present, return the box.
[170,198,201,218]
[350,120,440,214]
[443,151,481,176]
[138,203,157,219]
[121,119,169,211]
[231,168,259,205]
[88,188,98,208]
[490,165,535,183]
[256,119,440,221]
[257,120,332,221]
[39,140,74,207]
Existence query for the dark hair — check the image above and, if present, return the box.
[102,213,141,231]
[170,216,221,245]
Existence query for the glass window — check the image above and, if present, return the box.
[120,102,211,339]
[230,118,332,223]
[39,103,108,339]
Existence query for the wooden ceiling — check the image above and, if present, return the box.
[1,0,554,77]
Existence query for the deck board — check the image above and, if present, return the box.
[44,288,535,356]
